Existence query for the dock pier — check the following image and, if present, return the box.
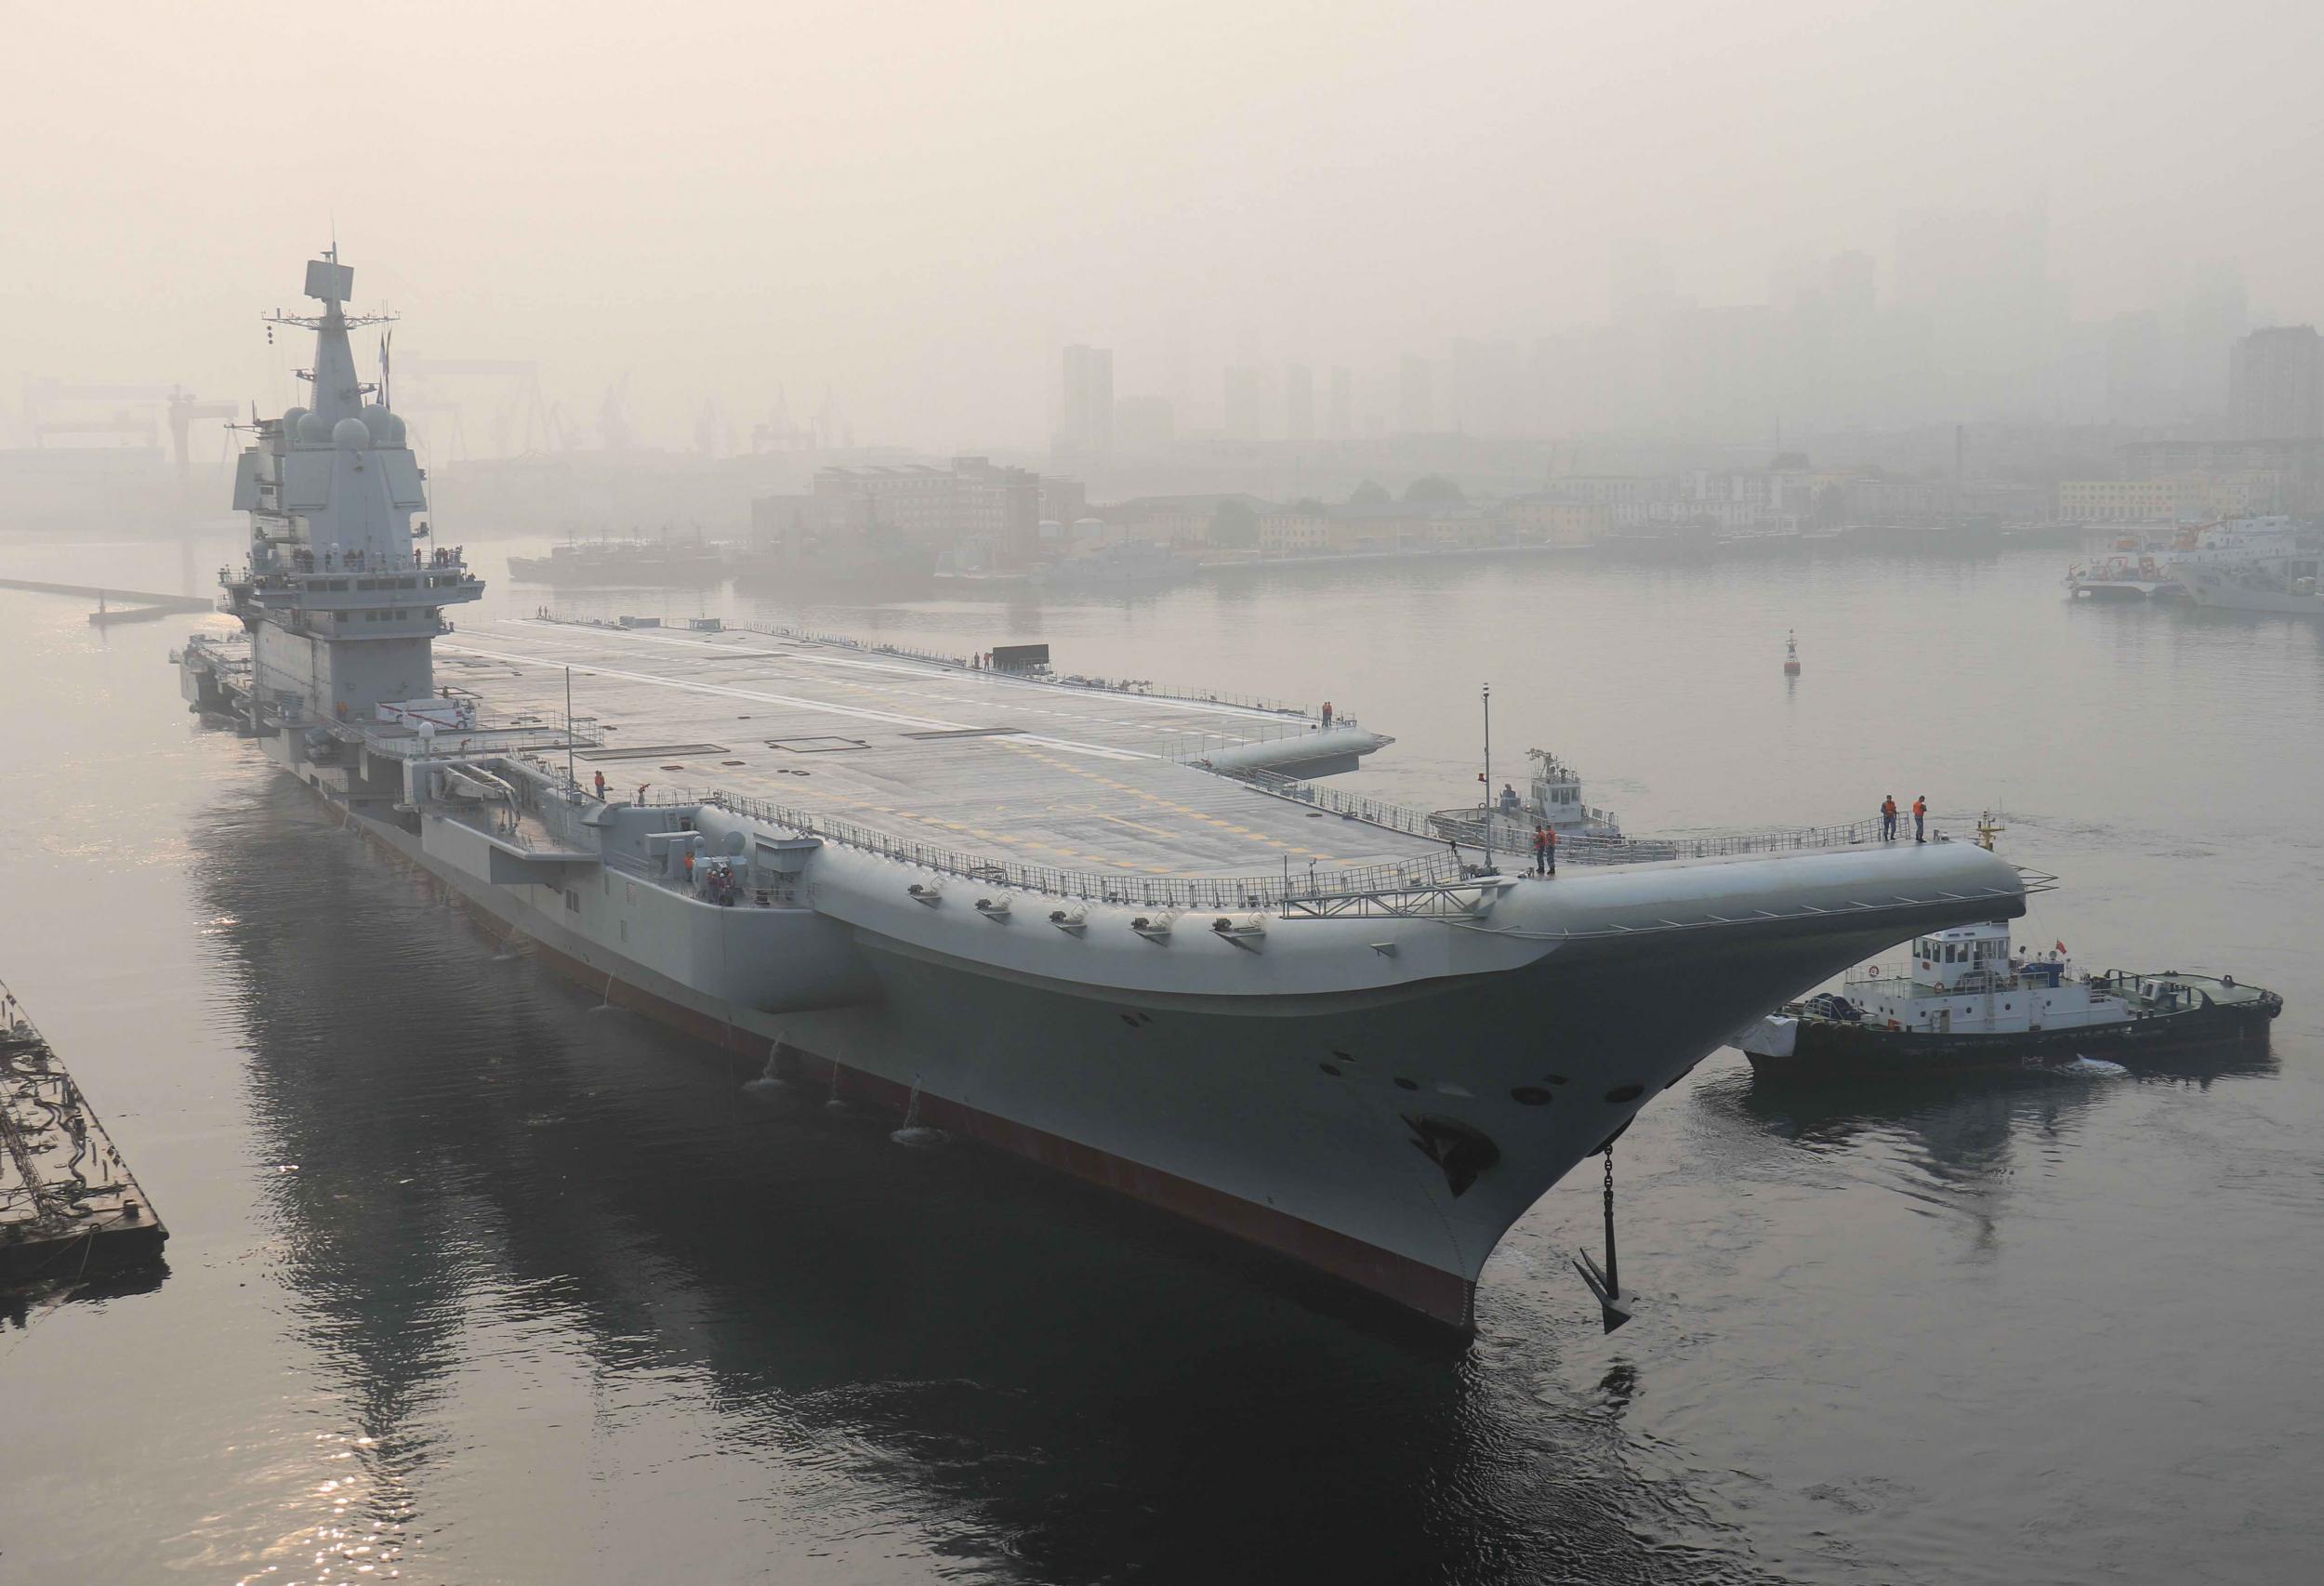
[0,982,166,1286]
[0,577,216,628]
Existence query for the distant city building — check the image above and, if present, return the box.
[1222,365,1267,442]
[1040,476,1088,529]
[2055,479,2178,522]
[1058,345,1115,455]
[1103,493,1271,547]
[1542,474,1661,508]
[1113,394,1175,452]
[1893,204,2061,420]
[2058,472,2286,522]
[1327,367,1353,440]
[1256,509,1330,555]
[799,456,1045,567]
[1396,355,1434,433]
[1447,339,1525,436]
[1284,363,1314,443]
[2119,437,2324,513]
[2106,312,2169,425]
[1496,496,1611,547]
[2228,325,2323,440]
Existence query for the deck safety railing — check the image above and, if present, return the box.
[1221,767,1892,866]
[638,786,1468,911]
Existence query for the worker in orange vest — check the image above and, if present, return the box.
[1532,825,1549,875]
[1912,795,1927,843]
[1881,794,1898,841]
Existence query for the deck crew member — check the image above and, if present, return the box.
[1499,783,1521,818]
[1881,794,1898,840]
[682,848,695,888]
[1913,795,1927,843]
[1532,825,1549,875]
[1544,824,1557,876]
[593,770,606,801]
[1321,701,1333,729]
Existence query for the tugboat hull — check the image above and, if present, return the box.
[1747,987,2279,1081]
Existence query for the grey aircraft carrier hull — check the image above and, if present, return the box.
[178,253,2032,1331]
[262,760,2018,1330]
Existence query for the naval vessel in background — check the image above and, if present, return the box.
[175,256,2030,1330]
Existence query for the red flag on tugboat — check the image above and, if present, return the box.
[2055,940,2067,954]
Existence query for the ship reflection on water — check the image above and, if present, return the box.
[194,779,1740,1584]
[1733,1035,2278,1172]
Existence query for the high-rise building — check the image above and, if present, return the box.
[1893,205,2059,419]
[2106,312,2168,425]
[2174,278,2247,417]
[1059,345,1115,455]
[1397,354,1434,433]
[1222,365,1266,441]
[1284,363,1314,442]
[2229,326,2324,440]
[1113,395,1174,452]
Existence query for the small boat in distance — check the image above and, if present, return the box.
[2067,549,2186,601]
[1783,629,1801,676]
[1736,919,2280,1080]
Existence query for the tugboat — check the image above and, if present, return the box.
[1736,921,2280,1079]
[1783,629,1802,676]
[1433,747,1659,856]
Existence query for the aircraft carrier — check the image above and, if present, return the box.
[175,256,2029,1329]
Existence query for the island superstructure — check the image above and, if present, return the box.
[178,256,2030,1330]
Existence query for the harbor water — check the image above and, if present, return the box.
[3,529,2320,1584]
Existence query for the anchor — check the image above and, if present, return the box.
[1572,1144,1633,1333]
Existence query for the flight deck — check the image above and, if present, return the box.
[435,617,1436,881]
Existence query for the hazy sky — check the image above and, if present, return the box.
[2,0,2316,450]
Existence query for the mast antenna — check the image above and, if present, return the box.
[1481,683,1495,874]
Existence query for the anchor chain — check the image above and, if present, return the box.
[1602,1146,1619,1301]
[1573,1141,1633,1332]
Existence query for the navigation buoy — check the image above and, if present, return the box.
[1783,629,1802,677]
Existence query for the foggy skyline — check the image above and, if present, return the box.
[3,1,2317,452]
